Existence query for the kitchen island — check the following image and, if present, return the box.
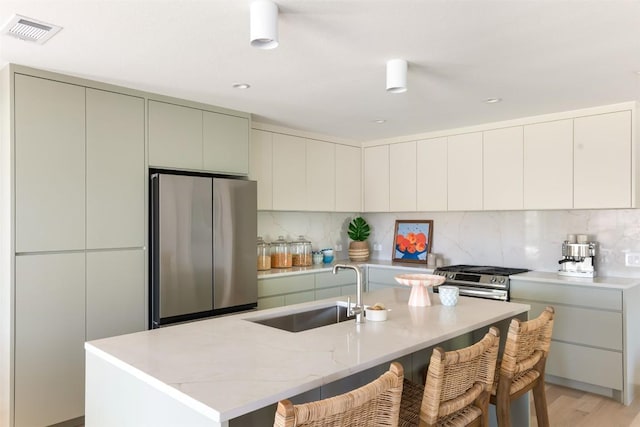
[85,287,529,426]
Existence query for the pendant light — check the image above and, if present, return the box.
[250,0,279,49]
[386,59,408,93]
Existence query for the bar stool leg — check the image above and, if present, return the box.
[532,380,550,427]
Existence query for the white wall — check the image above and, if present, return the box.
[259,209,640,278]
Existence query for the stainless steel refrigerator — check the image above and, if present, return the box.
[150,171,257,328]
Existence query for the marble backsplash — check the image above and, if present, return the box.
[258,209,640,278]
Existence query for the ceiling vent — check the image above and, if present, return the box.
[1,14,62,44]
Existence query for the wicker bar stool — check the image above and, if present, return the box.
[398,326,500,427]
[490,306,555,427]
[273,361,404,427]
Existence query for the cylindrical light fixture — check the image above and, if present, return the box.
[386,59,408,93]
[250,0,279,49]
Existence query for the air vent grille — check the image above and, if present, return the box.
[1,14,62,44]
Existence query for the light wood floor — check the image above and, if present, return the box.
[530,383,640,427]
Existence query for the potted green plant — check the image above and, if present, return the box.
[347,216,371,261]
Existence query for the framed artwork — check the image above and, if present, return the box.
[392,220,433,263]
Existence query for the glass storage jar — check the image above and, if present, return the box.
[291,235,312,267]
[257,236,271,271]
[271,236,292,268]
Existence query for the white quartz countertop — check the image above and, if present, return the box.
[511,271,640,290]
[85,288,528,423]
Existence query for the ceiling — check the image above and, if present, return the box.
[2,1,640,142]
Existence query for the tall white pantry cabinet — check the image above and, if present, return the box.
[0,67,146,427]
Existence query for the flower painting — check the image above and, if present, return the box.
[392,220,433,263]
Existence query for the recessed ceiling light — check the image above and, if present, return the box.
[373,119,386,124]
[232,83,251,89]
[485,98,502,104]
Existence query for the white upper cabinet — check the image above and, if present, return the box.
[483,126,523,210]
[272,133,306,210]
[417,137,447,211]
[250,129,360,212]
[364,145,390,212]
[15,75,86,252]
[447,132,483,211]
[203,111,249,174]
[389,141,417,211]
[306,140,335,211]
[335,144,362,212]
[523,119,573,209]
[149,100,250,174]
[574,111,632,209]
[250,129,273,210]
[86,89,145,249]
[148,100,202,170]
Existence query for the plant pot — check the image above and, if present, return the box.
[349,241,369,262]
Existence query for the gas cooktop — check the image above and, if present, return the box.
[434,265,529,276]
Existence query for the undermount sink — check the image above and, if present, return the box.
[248,302,355,333]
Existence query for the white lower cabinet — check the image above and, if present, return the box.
[86,249,146,341]
[367,266,420,291]
[510,279,637,404]
[15,253,86,427]
[257,271,357,309]
[14,249,146,427]
[258,274,315,309]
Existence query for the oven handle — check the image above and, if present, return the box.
[442,280,508,290]
[449,286,508,301]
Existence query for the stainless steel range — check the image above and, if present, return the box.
[433,265,529,301]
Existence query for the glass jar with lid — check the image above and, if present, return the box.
[291,235,312,267]
[271,236,292,268]
[257,236,271,271]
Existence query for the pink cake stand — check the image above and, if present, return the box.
[394,274,446,307]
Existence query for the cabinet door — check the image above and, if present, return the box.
[364,145,390,212]
[335,144,361,212]
[483,127,523,210]
[574,111,632,208]
[15,253,85,426]
[203,111,249,174]
[523,120,573,209]
[272,134,306,210]
[148,100,202,170]
[306,140,335,211]
[389,141,417,211]
[250,129,274,210]
[448,132,483,211]
[86,89,145,249]
[15,74,85,252]
[86,249,146,341]
[417,137,447,211]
